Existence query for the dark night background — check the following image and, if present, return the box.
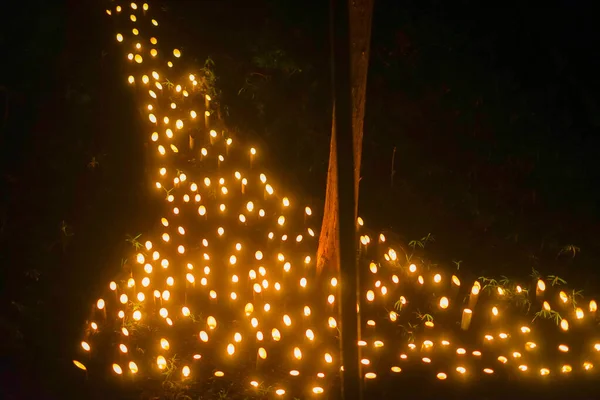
[1,0,600,398]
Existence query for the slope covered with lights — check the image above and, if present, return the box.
[74,2,600,398]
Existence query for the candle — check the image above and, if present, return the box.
[536,279,546,299]
[468,283,480,309]
[461,308,472,330]
[250,147,256,169]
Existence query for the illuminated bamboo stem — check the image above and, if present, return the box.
[461,308,472,330]
[468,285,479,309]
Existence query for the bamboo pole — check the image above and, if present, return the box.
[331,0,362,398]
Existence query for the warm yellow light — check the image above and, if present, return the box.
[73,360,87,371]
[525,342,536,349]
[186,273,195,283]
[558,344,569,352]
[112,363,123,374]
[181,365,190,377]
[272,328,281,341]
[366,290,375,302]
[258,347,267,359]
[207,316,217,329]
[160,338,170,350]
[537,279,546,292]
[199,331,209,342]
[559,291,568,303]
[278,313,292,326]
[439,297,449,309]
[293,347,302,360]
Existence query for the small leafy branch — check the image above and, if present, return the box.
[409,233,435,250]
[514,294,532,314]
[478,276,501,294]
[197,57,218,98]
[162,78,175,90]
[162,354,179,379]
[558,244,580,258]
[547,275,567,286]
[532,308,562,325]
[499,275,511,286]
[399,322,417,343]
[415,310,433,323]
[394,297,406,312]
[162,186,175,197]
[60,220,73,237]
[125,233,143,250]
[568,289,584,309]
[530,267,541,281]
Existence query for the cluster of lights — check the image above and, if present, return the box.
[74,2,600,398]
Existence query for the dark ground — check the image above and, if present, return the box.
[1,0,600,398]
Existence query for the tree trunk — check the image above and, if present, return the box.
[317,0,374,276]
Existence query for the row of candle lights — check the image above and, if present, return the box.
[74,2,600,398]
